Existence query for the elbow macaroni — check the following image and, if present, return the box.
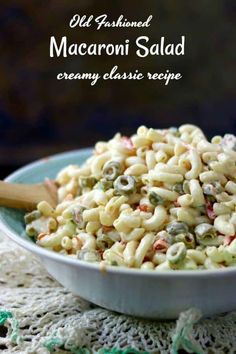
[25,125,236,270]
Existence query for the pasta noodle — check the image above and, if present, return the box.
[24,125,236,270]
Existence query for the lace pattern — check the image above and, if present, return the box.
[0,235,236,354]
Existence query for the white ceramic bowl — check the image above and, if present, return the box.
[1,149,236,319]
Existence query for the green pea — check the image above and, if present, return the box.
[114,175,136,195]
[26,224,37,237]
[166,221,189,235]
[183,180,190,194]
[197,205,206,214]
[175,233,195,249]
[206,196,216,203]
[95,179,113,191]
[172,183,184,195]
[79,177,97,189]
[195,223,217,246]
[24,210,42,224]
[77,250,101,262]
[148,191,164,206]
[111,260,118,266]
[103,161,122,181]
[212,181,223,194]
[166,242,187,264]
[96,234,115,250]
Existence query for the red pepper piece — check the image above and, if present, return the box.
[153,239,169,252]
[137,204,149,212]
[224,235,236,246]
[206,202,216,220]
[174,200,180,207]
[121,136,134,150]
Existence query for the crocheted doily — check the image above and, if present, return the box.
[0,235,236,354]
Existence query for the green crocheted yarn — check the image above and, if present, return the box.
[43,337,149,354]
[0,309,21,344]
[43,337,64,352]
[0,310,13,325]
[171,308,204,354]
[98,349,149,354]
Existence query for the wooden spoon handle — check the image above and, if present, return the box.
[0,181,57,210]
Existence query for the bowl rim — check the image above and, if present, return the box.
[0,148,236,278]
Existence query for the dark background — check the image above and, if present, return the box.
[0,0,235,178]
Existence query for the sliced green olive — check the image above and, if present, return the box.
[195,223,217,246]
[79,177,97,189]
[166,242,187,264]
[175,233,195,249]
[103,161,121,181]
[114,175,136,195]
[172,183,184,195]
[148,191,164,206]
[166,221,189,235]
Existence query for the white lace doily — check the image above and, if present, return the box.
[0,234,236,354]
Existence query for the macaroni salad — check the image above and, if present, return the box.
[25,125,236,270]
